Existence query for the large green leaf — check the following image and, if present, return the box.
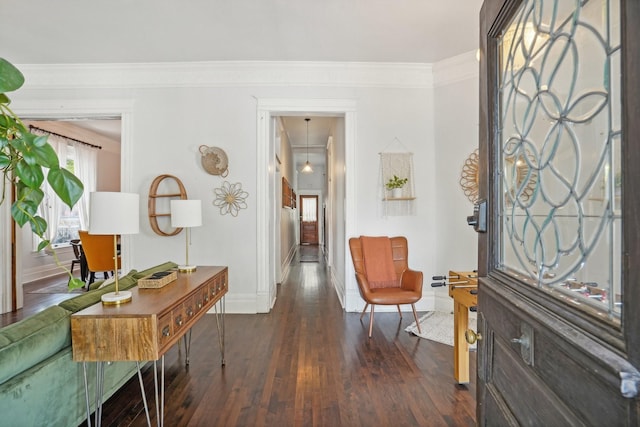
[15,159,44,188]
[11,199,31,227]
[32,141,59,169]
[8,134,28,154]
[32,134,48,148]
[47,167,84,208]
[37,239,50,252]
[0,152,10,168]
[68,277,85,290]
[29,215,47,236]
[18,184,44,206]
[0,58,25,93]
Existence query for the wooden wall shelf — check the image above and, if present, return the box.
[148,174,188,236]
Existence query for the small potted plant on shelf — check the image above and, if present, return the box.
[385,175,408,198]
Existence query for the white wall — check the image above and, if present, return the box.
[344,85,437,312]
[432,52,480,311]
[3,59,480,314]
[328,117,347,306]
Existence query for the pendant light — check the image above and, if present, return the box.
[301,118,313,173]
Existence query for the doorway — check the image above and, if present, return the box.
[1,98,132,315]
[256,98,356,312]
[18,119,122,281]
[299,195,319,245]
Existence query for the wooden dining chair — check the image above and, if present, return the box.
[69,239,83,276]
[78,230,119,284]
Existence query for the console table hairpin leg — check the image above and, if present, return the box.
[215,296,226,366]
[82,295,226,427]
[73,267,228,427]
[180,295,226,367]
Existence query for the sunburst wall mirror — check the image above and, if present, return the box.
[459,149,480,204]
[459,148,537,205]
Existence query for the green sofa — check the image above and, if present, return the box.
[0,261,178,427]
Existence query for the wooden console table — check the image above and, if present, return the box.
[71,266,227,427]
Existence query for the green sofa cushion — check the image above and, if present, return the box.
[58,270,138,313]
[132,261,178,279]
[0,346,138,427]
[0,305,71,385]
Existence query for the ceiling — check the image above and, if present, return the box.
[69,120,122,141]
[282,116,337,169]
[3,1,482,164]
[3,1,482,65]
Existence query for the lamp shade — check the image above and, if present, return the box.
[171,200,202,228]
[89,192,140,235]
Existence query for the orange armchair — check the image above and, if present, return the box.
[78,230,119,284]
[349,236,423,338]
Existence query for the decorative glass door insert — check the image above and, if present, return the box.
[498,0,622,321]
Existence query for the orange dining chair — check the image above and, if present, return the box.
[349,236,423,338]
[78,230,119,284]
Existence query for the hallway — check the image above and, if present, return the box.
[86,246,477,426]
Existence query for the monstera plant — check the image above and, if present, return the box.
[0,57,85,289]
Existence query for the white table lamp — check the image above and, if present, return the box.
[89,192,140,305]
[171,199,202,272]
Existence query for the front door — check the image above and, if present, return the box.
[300,195,319,245]
[476,0,640,424]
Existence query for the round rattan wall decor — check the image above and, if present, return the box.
[199,145,229,177]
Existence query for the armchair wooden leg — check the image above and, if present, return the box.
[411,304,421,334]
[360,303,369,320]
[396,305,402,318]
[368,305,375,338]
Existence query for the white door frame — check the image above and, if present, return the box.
[256,98,356,313]
[1,99,133,313]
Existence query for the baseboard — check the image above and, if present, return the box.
[329,266,345,308]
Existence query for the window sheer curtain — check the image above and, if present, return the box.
[72,141,97,230]
[29,127,98,248]
[30,131,68,244]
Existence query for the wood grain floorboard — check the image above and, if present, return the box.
[65,247,477,426]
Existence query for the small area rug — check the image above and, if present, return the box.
[405,311,477,349]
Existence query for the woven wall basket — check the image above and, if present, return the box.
[199,145,229,177]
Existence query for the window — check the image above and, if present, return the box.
[29,128,98,251]
[48,145,82,246]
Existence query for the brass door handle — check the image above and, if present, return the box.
[465,329,482,344]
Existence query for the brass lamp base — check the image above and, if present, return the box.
[101,290,133,305]
[178,265,197,273]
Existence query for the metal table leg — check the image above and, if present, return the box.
[214,295,226,366]
[82,361,105,427]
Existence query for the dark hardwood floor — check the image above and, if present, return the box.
[0,274,83,327]
[2,246,477,426]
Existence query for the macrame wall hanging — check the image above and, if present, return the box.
[379,139,416,217]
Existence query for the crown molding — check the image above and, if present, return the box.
[17,61,433,90]
[432,50,479,87]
